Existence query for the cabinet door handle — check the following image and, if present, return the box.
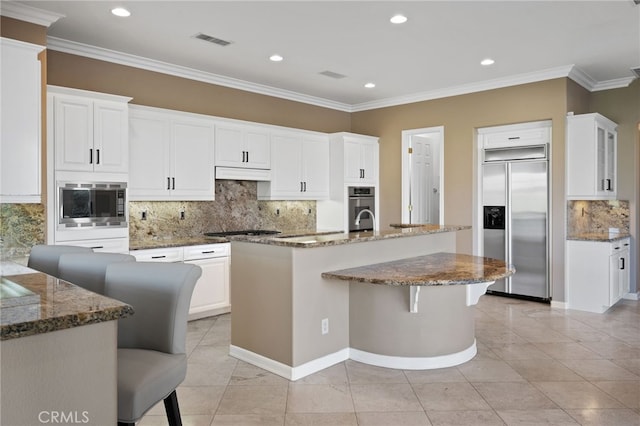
[90,246,104,250]
[508,136,520,140]
[620,257,625,270]
[172,177,176,190]
[201,250,216,254]
[303,181,307,192]
[300,182,304,192]
[606,179,612,191]
[246,151,249,163]
[167,177,171,190]
[151,255,167,259]
[96,149,100,165]
[89,148,93,164]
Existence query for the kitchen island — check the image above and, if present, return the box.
[229,225,513,380]
[0,262,133,425]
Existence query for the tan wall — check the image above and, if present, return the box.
[47,51,351,134]
[351,79,569,300]
[589,80,640,292]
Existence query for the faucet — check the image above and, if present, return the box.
[354,209,377,233]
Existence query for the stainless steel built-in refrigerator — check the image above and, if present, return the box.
[482,145,549,300]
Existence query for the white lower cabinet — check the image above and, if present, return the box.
[130,243,230,319]
[566,238,630,313]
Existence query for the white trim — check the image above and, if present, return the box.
[550,300,568,309]
[350,341,477,370]
[623,292,639,301]
[43,37,635,113]
[229,345,349,381]
[0,37,45,53]
[47,85,132,103]
[46,37,353,113]
[0,2,64,27]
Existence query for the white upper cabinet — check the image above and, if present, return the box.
[0,38,44,203]
[50,86,131,174]
[333,133,379,185]
[214,122,270,169]
[129,106,215,201]
[257,132,329,200]
[567,113,617,199]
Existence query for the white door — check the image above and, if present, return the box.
[128,114,171,199]
[270,134,303,196]
[302,136,330,198]
[171,119,215,199]
[93,101,128,173]
[401,127,443,225]
[55,96,93,172]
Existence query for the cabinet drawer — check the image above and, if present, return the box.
[130,247,183,262]
[184,243,230,260]
[64,238,129,254]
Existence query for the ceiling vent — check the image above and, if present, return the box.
[319,70,347,79]
[193,33,232,47]
[632,67,640,78]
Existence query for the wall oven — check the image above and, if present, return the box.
[57,181,127,230]
[348,186,375,232]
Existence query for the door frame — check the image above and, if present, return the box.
[401,126,444,225]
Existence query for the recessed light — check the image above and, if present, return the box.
[111,7,131,17]
[270,54,284,62]
[364,82,376,88]
[390,14,408,24]
[481,58,495,66]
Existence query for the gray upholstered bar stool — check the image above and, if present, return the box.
[104,262,201,426]
[27,244,93,277]
[58,252,136,294]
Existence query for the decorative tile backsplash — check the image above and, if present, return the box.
[0,203,46,259]
[129,180,317,243]
[567,200,630,236]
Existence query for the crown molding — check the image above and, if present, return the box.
[591,76,637,91]
[0,2,64,27]
[351,65,576,112]
[45,36,635,113]
[46,37,353,112]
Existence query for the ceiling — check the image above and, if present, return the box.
[5,1,640,111]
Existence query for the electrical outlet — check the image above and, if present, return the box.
[321,318,329,335]
[141,211,147,220]
[276,208,280,216]
[180,210,185,220]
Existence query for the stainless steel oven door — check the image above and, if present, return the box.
[348,196,375,232]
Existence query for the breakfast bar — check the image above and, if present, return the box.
[229,225,513,380]
[0,262,133,425]
[322,253,514,369]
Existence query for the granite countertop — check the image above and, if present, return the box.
[322,252,515,286]
[232,225,471,248]
[1,263,133,341]
[129,236,229,251]
[567,232,630,242]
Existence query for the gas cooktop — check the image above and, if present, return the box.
[204,230,281,237]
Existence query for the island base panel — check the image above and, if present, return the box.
[350,283,475,361]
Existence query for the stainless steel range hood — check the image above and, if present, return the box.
[215,166,271,181]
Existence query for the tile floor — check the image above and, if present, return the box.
[139,295,640,426]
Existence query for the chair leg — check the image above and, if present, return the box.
[163,390,182,426]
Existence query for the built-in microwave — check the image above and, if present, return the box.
[57,182,127,230]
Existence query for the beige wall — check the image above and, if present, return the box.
[47,51,351,134]
[351,79,569,300]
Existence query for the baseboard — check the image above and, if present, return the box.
[623,292,639,301]
[229,345,349,381]
[550,300,568,309]
[350,341,477,370]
